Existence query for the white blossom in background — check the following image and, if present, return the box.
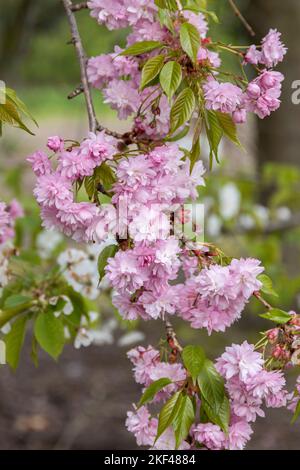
[118,331,145,347]
[253,204,269,226]
[58,248,100,299]
[276,206,291,222]
[206,214,222,238]
[238,214,255,230]
[36,229,64,259]
[219,183,241,220]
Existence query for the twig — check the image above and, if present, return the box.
[70,1,88,12]
[253,291,272,310]
[165,318,183,353]
[68,84,84,99]
[228,0,256,37]
[62,0,98,132]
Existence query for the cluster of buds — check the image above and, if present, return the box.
[266,312,300,366]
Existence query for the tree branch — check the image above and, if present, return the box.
[62,0,98,132]
[70,1,88,12]
[228,0,256,37]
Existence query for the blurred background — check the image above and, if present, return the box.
[0,0,300,449]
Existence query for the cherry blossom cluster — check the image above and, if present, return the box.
[0,199,23,245]
[27,133,118,242]
[177,258,264,334]
[126,341,290,450]
[86,0,287,133]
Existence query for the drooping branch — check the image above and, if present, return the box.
[62,0,98,132]
[228,0,256,37]
[70,1,88,12]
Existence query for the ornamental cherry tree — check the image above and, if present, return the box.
[1,0,300,451]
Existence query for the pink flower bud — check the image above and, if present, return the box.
[267,328,279,344]
[232,108,247,124]
[247,83,261,99]
[47,136,63,152]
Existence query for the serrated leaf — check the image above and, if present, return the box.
[4,294,32,311]
[180,22,200,63]
[197,358,226,414]
[95,163,116,191]
[258,274,278,298]
[5,315,28,370]
[165,125,189,142]
[6,87,38,127]
[98,244,118,280]
[291,399,300,424]
[156,391,182,441]
[0,97,34,135]
[182,345,205,383]
[141,55,165,90]
[138,377,172,407]
[160,61,182,101]
[170,87,195,133]
[34,311,65,360]
[120,41,164,56]
[173,394,195,448]
[201,395,230,433]
[84,175,95,200]
[215,111,241,147]
[158,8,175,32]
[260,308,292,324]
[155,0,177,10]
[206,110,223,165]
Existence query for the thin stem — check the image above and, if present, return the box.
[70,1,88,12]
[62,0,98,132]
[253,291,272,310]
[228,0,256,37]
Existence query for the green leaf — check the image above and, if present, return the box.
[158,8,175,32]
[201,395,230,433]
[4,294,32,311]
[156,391,182,441]
[206,110,223,164]
[160,61,182,101]
[170,87,195,134]
[34,311,65,360]
[120,41,164,56]
[165,125,189,142]
[155,0,177,10]
[5,315,28,370]
[140,55,165,90]
[291,398,300,424]
[182,345,205,383]
[0,97,34,135]
[95,163,116,191]
[6,87,38,127]
[258,274,278,298]
[138,377,172,407]
[260,308,292,324]
[197,359,226,414]
[84,175,95,200]
[98,244,118,281]
[173,394,195,448]
[180,22,200,63]
[215,111,241,147]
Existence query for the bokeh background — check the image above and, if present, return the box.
[0,0,300,449]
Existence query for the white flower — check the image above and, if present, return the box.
[219,183,241,220]
[36,230,63,259]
